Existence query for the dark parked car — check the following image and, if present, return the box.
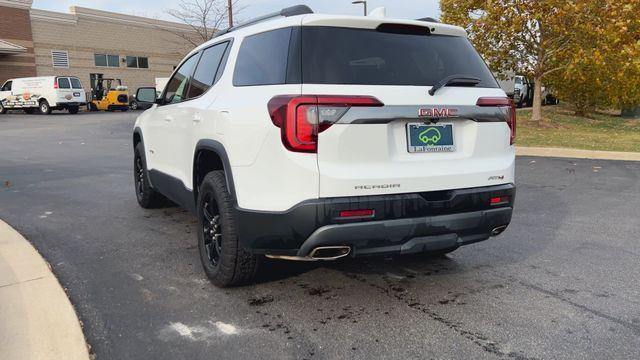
[129,93,155,110]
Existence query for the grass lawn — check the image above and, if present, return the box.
[517,104,640,153]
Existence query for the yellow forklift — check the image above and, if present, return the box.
[87,73,129,111]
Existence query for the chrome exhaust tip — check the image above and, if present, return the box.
[309,246,351,260]
[265,246,351,261]
[491,225,508,236]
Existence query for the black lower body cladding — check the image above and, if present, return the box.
[235,184,515,257]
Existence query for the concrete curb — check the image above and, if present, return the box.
[516,146,640,161]
[0,219,90,360]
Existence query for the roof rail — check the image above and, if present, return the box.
[417,17,439,23]
[214,5,313,38]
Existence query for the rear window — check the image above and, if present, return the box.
[70,78,82,89]
[233,28,292,86]
[57,77,71,89]
[301,26,498,87]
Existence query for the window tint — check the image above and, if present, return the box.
[233,28,291,86]
[138,57,149,69]
[57,77,71,89]
[126,56,137,68]
[214,43,231,84]
[125,56,149,69]
[163,53,199,105]
[1,81,11,91]
[301,27,498,87]
[107,55,119,67]
[94,54,107,67]
[70,78,82,89]
[188,42,228,99]
[95,54,119,67]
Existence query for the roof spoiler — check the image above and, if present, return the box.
[215,5,313,38]
[416,17,439,23]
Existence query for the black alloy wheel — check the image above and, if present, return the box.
[201,193,222,267]
[134,154,145,202]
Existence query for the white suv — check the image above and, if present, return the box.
[133,5,516,287]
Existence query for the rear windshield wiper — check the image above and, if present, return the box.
[428,75,481,96]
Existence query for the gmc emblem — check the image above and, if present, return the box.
[418,108,458,118]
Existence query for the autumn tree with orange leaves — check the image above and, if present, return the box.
[441,0,640,120]
[548,1,640,116]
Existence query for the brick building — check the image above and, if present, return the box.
[0,0,197,92]
[0,0,36,81]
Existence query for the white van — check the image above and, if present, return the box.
[0,76,87,115]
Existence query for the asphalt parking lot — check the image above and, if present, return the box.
[1,111,639,360]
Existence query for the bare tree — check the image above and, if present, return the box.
[165,0,242,47]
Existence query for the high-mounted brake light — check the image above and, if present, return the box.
[268,95,384,153]
[476,97,516,145]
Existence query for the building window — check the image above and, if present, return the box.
[95,54,119,67]
[125,56,149,69]
[51,50,69,68]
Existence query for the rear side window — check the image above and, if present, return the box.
[188,42,229,99]
[70,78,82,89]
[233,28,292,86]
[57,77,71,89]
[163,53,199,105]
[301,26,498,87]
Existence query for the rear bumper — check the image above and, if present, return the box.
[235,184,515,257]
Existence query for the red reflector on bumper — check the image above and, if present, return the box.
[490,196,509,205]
[339,209,375,218]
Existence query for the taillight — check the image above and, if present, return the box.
[53,79,58,89]
[476,97,516,145]
[268,95,383,153]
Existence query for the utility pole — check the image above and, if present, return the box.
[227,0,233,27]
[352,1,367,16]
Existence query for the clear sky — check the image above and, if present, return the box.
[32,0,440,23]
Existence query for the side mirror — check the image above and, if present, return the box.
[136,87,157,104]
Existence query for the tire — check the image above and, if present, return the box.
[134,142,166,208]
[0,102,7,114]
[68,106,79,114]
[197,171,260,287]
[130,101,138,110]
[39,100,51,115]
[88,103,97,111]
